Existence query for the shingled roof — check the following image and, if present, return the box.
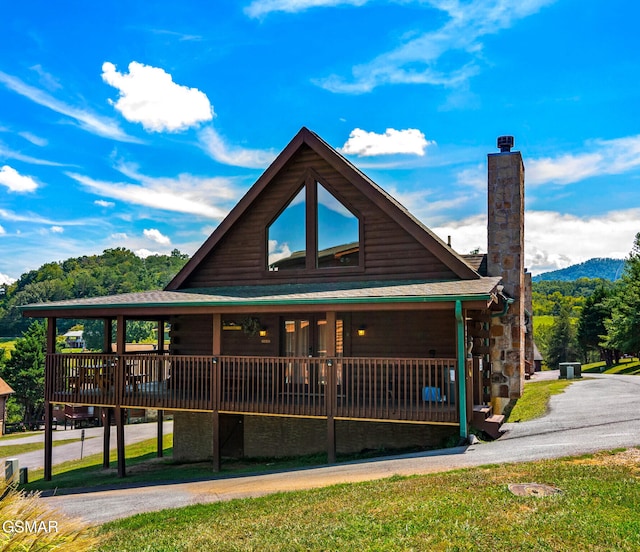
[22,277,502,317]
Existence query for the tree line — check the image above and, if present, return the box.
[539,233,640,368]
[0,247,189,337]
[0,248,189,426]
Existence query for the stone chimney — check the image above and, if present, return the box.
[487,136,525,413]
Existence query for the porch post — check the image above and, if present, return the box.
[455,301,469,441]
[102,319,113,468]
[102,408,111,469]
[103,318,113,353]
[115,315,126,477]
[44,317,56,481]
[157,410,164,458]
[157,319,165,458]
[326,311,337,464]
[212,313,222,472]
[114,406,126,478]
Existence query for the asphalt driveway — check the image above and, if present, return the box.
[35,372,640,526]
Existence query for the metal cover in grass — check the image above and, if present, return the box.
[508,483,562,497]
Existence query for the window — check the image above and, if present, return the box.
[317,183,359,268]
[268,188,306,271]
[267,179,360,271]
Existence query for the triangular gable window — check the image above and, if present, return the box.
[267,178,361,271]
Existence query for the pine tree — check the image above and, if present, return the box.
[0,321,47,425]
[603,233,640,356]
[545,305,579,369]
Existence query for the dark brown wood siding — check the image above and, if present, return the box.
[170,314,281,357]
[169,315,213,356]
[221,314,279,356]
[169,311,454,359]
[349,311,455,358]
[180,145,458,288]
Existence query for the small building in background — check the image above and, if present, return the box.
[63,330,85,349]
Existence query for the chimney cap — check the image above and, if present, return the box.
[497,135,515,153]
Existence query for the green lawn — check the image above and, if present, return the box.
[504,377,575,423]
[93,448,640,551]
[583,358,640,375]
[23,433,422,493]
[0,437,86,457]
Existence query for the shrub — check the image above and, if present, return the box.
[0,480,100,551]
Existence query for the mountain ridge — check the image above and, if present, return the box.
[533,257,626,282]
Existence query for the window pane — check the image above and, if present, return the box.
[317,183,359,268]
[268,188,306,271]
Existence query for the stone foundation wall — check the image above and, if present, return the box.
[172,411,244,462]
[172,411,457,462]
[243,416,456,458]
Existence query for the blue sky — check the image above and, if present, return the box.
[1,0,639,283]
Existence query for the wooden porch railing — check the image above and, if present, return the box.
[46,354,459,423]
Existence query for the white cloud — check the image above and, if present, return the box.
[143,228,171,245]
[50,226,64,233]
[111,233,128,240]
[340,128,434,157]
[94,199,115,208]
[268,239,292,265]
[0,70,138,142]
[18,131,48,146]
[455,163,485,191]
[0,144,69,167]
[0,272,16,285]
[199,127,277,168]
[244,0,369,18]
[0,165,39,192]
[528,134,640,185]
[432,208,639,275]
[135,248,160,259]
[316,0,556,93]
[0,224,5,235]
[102,61,214,132]
[67,166,238,220]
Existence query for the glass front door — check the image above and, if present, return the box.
[283,317,342,386]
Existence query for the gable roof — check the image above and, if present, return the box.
[167,127,480,290]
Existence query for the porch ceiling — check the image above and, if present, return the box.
[22,277,502,318]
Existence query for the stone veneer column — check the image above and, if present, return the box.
[487,141,525,413]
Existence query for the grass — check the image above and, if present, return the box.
[22,434,177,492]
[23,433,426,493]
[0,429,44,441]
[504,378,575,423]
[93,448,640,551]
[583,357,640,375]
[0,436,86,457]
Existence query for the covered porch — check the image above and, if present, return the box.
[24,278,504,480]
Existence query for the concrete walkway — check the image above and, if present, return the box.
[33,372,640,526]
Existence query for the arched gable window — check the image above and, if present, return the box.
[267,177,361,272]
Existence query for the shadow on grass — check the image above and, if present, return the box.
[583,358,640,375]
[28,443,469,498]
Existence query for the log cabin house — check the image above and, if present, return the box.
[23,128,532,479]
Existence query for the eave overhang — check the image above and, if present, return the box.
[21,277,502,319]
